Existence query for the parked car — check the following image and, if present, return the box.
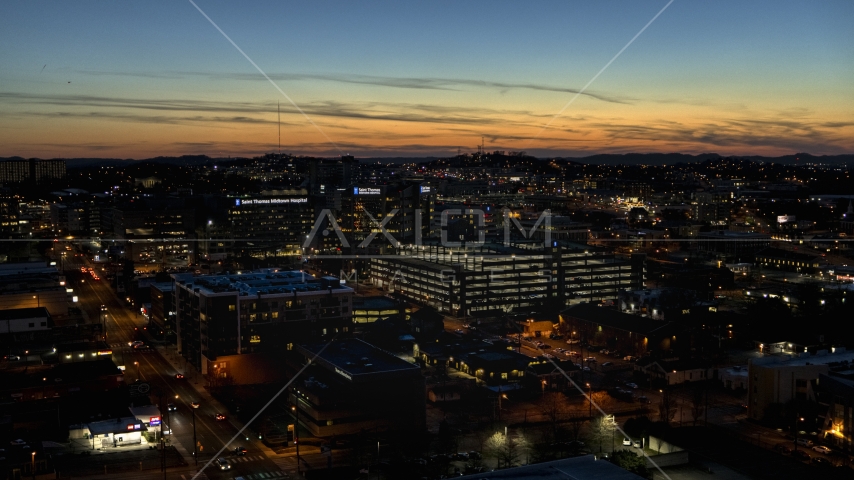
[623,356,634,361]
[811,456,832,467]
[3,355,20,361]
[601,362,613,367]
[622,438,632,446]
[625,382,638,389]
[454,452,469,460]
[812,445,832,454]
[468,451,482,460]
[796,438,814,447]
[792,449,811,461]
[566,339,580,344]
[774,444,792,455]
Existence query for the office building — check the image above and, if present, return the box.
[228,193,314,257]
[747,350,854,421]
[0,158,66,184]
[173,270,354,375]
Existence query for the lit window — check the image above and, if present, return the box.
[249,335,261,343]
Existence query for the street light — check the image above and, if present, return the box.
[31,451,36,480]
[586,383,592,418]
[134,361,140,380]
[292,404,300,476]
[191,401,200,466]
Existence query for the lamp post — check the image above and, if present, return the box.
[191,401,199,466]
[793,416,804,453]
[134,361,140,380]
[292,405,300,476]
[101,305,108,341]
[587,383,592,418]
[31,451,36,480]
[541,379,546,398]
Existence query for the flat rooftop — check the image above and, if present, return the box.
[459,455,645,479]
[752,350,854,368]
[296,338,419,381]
[173,269,353,296]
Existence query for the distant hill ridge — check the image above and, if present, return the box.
[1,152,852,168]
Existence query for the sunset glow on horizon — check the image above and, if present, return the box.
[1,0,852,159]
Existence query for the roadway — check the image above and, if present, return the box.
[65,254,295,479]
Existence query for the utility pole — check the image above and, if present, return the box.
[292,404,301,477]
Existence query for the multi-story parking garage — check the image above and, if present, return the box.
[369,241,645,317]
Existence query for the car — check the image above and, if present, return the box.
[622,438,632,446]
[774,444,792,454]
[175,373,185,379]
[217,457,231,471]
[812,445,832,454]
[543,353,555,359]
[601,362,613,367]
[796,438,814,447]
[3,355,20,361]
[585,357,596,363]
[133,344,149,350]
[128,340,144,347]
[566,339,580,344]
[215,413,226,421]
[455,452,469,460]
[625,382,638,389]
[555,348,565,354]
[623,356,635,361]
[792,449,811,461]
[233,446,247,456]
[540,344,552,350]
[167,403,176,412]
[633,441,641,448]
[582,366,591,372]
[454,329,464,334]
[190,401,200,409]
[9,439,26,446]
[468,451,482,460]
[811,456,832,467]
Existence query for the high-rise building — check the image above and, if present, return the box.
[173,270,353,373]
[0,159,66,184]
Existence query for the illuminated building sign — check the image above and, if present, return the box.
[777,215,796,223]
[149,416,161,426]
[334,367,352,380]
[420,186,431,194]
[127,423,142,431]
[354,187,381,195]
[235,198,309,206]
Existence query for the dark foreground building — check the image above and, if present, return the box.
[289,338,425,437]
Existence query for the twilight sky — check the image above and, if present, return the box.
[1,0,852,159]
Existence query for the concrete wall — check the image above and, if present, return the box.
[645,450,689,468]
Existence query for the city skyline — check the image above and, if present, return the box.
[1,1,853,159]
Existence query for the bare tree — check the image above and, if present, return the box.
[587,415,617,453]
[541,392,571,437]
[486,431,528,469]
[658,390,677,424]
[690,386,706,426]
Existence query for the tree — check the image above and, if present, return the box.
[658,390,677,424]
[588,415,618,453]
[486,431,527,469]
[610,449,649,477]
[690,386,706,426]
[541,392,571,437]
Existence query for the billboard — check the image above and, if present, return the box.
[777,215,796,223]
